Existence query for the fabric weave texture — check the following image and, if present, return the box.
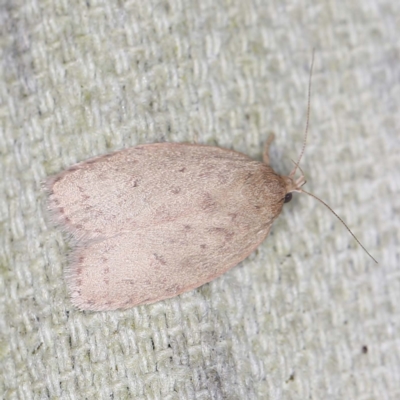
[1,1,399,399]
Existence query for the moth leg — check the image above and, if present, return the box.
[192,130,199,144]
[263,133,275,165]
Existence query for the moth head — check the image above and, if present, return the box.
[282,165,306,203]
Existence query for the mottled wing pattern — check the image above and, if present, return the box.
[47,143,287,310]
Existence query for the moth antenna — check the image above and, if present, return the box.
[300,188,378,264]
[290,159,306,188]
[290,49,315,178]
[287,51,377,263]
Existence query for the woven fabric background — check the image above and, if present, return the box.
[1,1,399,399]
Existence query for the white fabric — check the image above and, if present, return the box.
[1,0,399,398]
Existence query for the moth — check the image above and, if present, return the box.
[46,54,376,311]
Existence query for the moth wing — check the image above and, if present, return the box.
[46,143,256,240]
[47,143,287,310]
[69,218,273,310]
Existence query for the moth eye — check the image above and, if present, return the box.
[284,193,292,203]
